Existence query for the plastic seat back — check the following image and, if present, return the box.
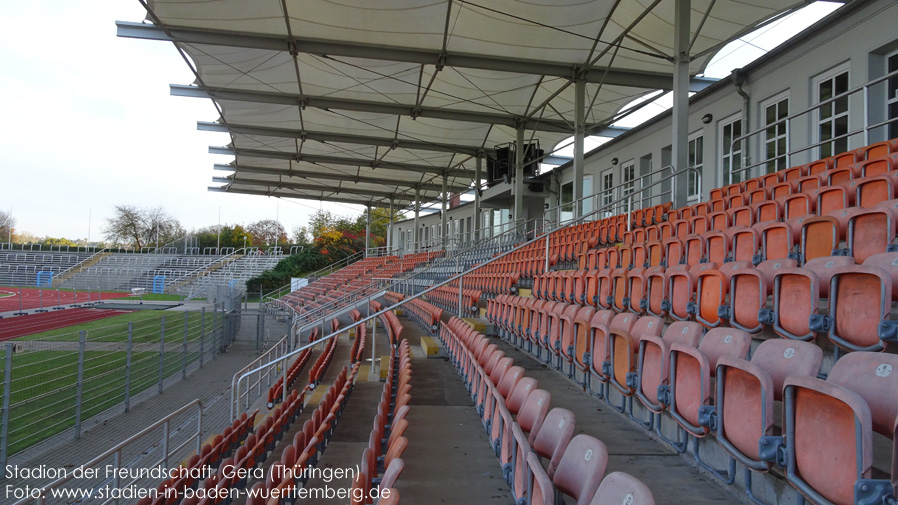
[857,173,898,208]
[669,328,751,437]
[553,434,608,505]
[572,306,597,372]
[506,377,538,415]
[782,352,898,505]
[827,265,892,352]
[644,266,668,318]
[760,221,797,262]
[517,389,551,440]
[716,340,822,469]
[588,472,655,505]
[636,321,703,412]
[610,316,663,395]
[846,206,898,263]
[532,407,576,478]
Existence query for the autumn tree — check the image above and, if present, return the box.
[246,219,287,247]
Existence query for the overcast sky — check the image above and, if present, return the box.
[0,1,840,242]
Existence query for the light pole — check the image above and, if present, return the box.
[216,207,221,253]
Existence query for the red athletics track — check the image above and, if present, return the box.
[0,287,129,313]
[0,308,132,341]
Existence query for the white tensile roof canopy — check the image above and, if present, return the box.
[119,0,810,209]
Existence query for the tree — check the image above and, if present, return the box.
[246,219,287,247]
[221,224,253,249]
[354,206,406,247]
[292,225,312,245]
[103,205,183,249]
[41,236,78,247]
[0,209,16,243]
[306,210,354,240]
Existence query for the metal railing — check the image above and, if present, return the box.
[11,400,204,505]
[396,217,538,256]
[228,328,292,419]
[51,248,110,287]
[730,67,898,181]
[543,166,691,229]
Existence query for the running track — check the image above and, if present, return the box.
[0,287,129,313]
[0,308,132,341]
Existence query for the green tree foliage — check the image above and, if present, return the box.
[246,206,403,292]
[193,224,253,250]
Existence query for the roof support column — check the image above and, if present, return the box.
[387,200,393,252]
[573,79,586,220]
[364,205,371,257]
[474,155,482,241]
[414,188,420,253]
[671,0,691,209]
[441,174,448,249]
[514,126,525,232]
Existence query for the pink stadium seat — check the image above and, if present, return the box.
[633,322,704,426]
[692,262,751,328]
[589,312,637,398]
[777,352,898,505]
[823,255,896,351]
[588,472,655,505]
[720,259,797,333]
[607,316,663,410]
[765,256,855,340]
[669,328,752,438]
[845,206,898,263]
[530,407,576,479]
[529,434,608,505]
[715,340,822,477]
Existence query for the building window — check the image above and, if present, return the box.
[720,115,743,184]
[687,133,703,202]
[560,181,574,223]
[762,94,789,173]
[601,169,613,217]
[582,175,594,217]
[621,160,636,212]
[887,51,898,140]
[815,66,850,158]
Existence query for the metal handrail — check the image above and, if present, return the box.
[228,330,291,419]
[543,165,697,230]
[13,400,204,505]
[729,67,898,179]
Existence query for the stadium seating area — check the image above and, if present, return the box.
[472,139,898,505]
[70,137,898,505]
[282,252,443,321]
[351,338,410,504]
[439,316,656,505]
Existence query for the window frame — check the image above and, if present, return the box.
[813,62,851,158]
[760,91,790,173]
[719,113,744,185]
